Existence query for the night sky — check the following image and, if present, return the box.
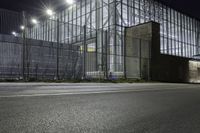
[0,0,200,19]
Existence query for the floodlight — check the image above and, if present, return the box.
[12,31,17,36]
[46,9,54,16]
[20,25,25,30]
[31,18,38,24]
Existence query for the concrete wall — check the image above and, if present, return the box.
[125,21,200,83]
[125,22,153,80]
[188,60,200,83]
[151,53,200,83]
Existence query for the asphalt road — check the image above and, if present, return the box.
[1,83,200,133]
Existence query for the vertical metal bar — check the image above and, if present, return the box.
[101,0,104,74]
[108,0,110,74]
[180,14,183,56]
[166,7,169,54]
[169,8,173,55]
[22,11,26,80]
[120,0,123,76]
[95,0,98,71]
[56,18,60,80]
[138,0,141,23]
[113,0,117,72]
[75,3,78,42]
[124,28,127,79]
[189,17,192,57]
[176,12,180,56]
[184,15,186,57]
[83,25,87,79]
[64,11,66,44]
[105,30,108,79]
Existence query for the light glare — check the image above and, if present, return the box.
[20,25,25,30]
[66,0,74,4]
[31,18,38,24]
[12,31,17,36]
[46,9,54,16]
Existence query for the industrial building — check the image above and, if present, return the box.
[1,0,200,82]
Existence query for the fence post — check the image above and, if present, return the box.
[83,25,87,79]
[124,28,127,79]
[105,30,108,79]
[56,18,60,80]
[22,11,26,80]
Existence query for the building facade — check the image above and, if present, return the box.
[25,0,200,79]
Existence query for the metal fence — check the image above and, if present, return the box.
[0,34,82,80]
[0,31,154,81]
[0,8,22,35]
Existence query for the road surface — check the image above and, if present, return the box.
[0,83,200,133]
